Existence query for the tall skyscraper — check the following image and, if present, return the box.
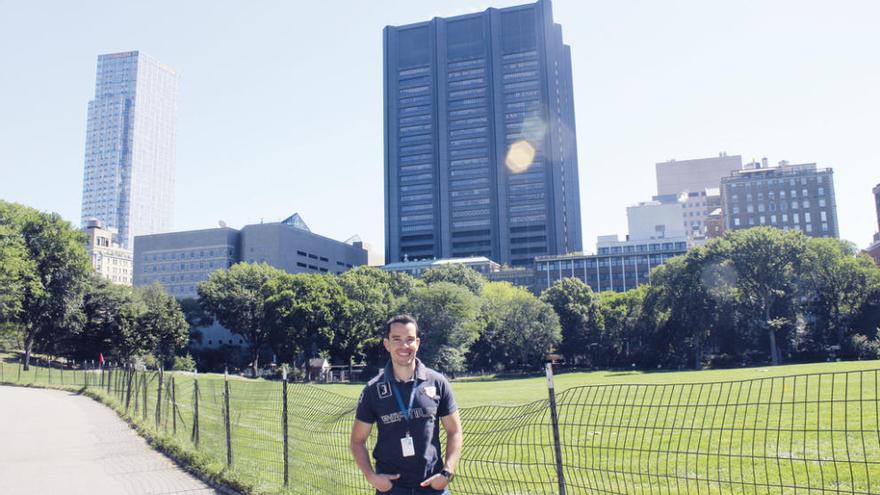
[384,0,582,267]
[80,51,179,249]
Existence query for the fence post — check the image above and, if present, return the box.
[125,365,134,412]
[156,367,164,430]
[106,363,112,394]
[100,363,105,390]
[224,368,233,467]
[18,360,22,382]
[171,375,177,436]
[545,363,567,495]
[192,370,200,448]
[283,365,290,486]
[142,370,148,421]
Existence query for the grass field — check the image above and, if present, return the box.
[2,356,879,495]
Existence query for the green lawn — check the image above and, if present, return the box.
[2,358,879,495]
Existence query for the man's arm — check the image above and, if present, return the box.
[420,410,463,489]
[350,419,399,491]
[441,410,463,473]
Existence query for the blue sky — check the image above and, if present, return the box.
[1,0,878,257]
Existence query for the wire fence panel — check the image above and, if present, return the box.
[1,357,879,495]
[555,370,880,495]
[228,379,286,490]
[285,383,372,494]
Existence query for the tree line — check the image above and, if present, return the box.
[2,199,879,376]
[0,201,189,370]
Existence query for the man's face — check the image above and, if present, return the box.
[384,322,420,367]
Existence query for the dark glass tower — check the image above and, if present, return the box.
[384,0,582,266]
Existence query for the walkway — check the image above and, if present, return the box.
[0,385,221,495]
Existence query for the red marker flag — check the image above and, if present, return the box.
[99,353,105,365]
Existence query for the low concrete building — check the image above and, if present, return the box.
[83,219,133,285]
[134,213,368,348]
[381,256,500,278]
[534,237,688,293]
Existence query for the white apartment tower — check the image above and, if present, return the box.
[80,51,179,249]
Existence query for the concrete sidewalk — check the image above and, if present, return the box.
[0,385,222,495]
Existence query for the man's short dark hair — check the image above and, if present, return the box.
[385,314,419,338]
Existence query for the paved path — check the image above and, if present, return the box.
[0,385,221,495]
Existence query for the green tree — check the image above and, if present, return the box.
[400,282,482,373]
[0,223,38,324]
[802,238,880,350]
[598,286,654,367]
[266,272,348,362]
[473,282,561,371]
[421,264,486,295]
[74,277,144,361]
[177,297,214,347]
[709,227,807,365]
[198,262,284,376]
[540,278,603,365]
[336,266,409,365]
[0,201,91,370]
[137,283,189,367]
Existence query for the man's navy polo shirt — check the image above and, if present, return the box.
[355,359,457,490]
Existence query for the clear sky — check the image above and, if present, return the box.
[1,0,878,257]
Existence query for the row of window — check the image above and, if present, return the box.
[730,188,825,201]
[143,260,232,273]
[732,201,828,214]
[295,250,330,263]
[732,214,830,232]
[727,175,825,189]
[143,249,233,262]
[539,253,680,271]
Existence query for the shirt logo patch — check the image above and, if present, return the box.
[423,386,437,399]
[377,382,391,399]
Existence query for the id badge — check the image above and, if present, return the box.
[401,434,415,457]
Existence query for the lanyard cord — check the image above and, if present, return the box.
[390,380,418,428]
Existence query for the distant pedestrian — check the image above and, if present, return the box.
[350,314,462,494]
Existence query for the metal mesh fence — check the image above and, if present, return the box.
[1,358,878,495]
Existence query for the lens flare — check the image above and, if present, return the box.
[505,140,536,174]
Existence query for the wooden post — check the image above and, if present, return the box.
[156,367,164,430]
[224,369,233,467]
[283,365,290,486]
[125,365,134,412]
[545,363,567,495]
[142,369,148,421]
[171,375,177,436]
[192,370,200,448]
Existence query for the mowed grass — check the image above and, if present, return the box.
[2,358,880,495]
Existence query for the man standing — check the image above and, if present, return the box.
[351,314,463,494]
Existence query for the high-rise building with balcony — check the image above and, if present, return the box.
[384,0,582,267]
[80,51,179,249]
